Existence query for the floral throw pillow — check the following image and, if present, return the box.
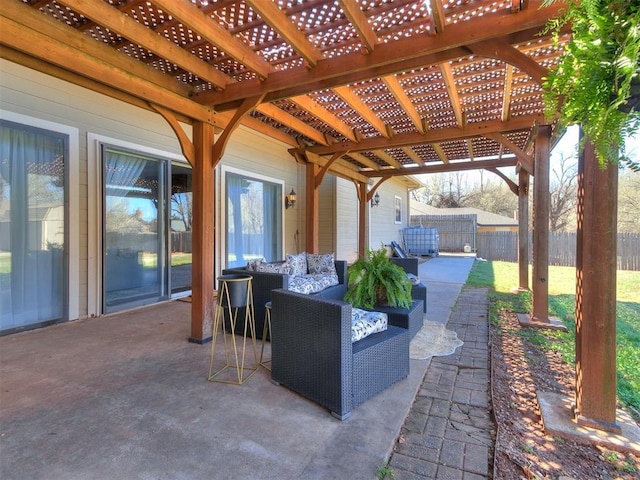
[286,252,308,276]
[255,261,292,275]
[307,252,337,275]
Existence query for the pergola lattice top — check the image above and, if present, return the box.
[9,0,569,178]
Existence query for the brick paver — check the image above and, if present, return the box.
[389,288,494,480]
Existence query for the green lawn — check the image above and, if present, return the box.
[466,260,640,414]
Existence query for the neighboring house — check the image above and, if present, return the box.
[0,59,416,334]
[410,202,518,232]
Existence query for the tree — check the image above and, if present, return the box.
[549,152,578,232]
[617,168,640,232]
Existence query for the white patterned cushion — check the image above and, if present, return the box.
[288,274,339,294]
[255,261,292,275]
[407,273,421,285]
[286,252,308,276]
[351,309,388,343]
[307,253,337,275]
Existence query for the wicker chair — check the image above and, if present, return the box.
[270,289,410,420]
[390,257,427,313]
[223,260,347,339]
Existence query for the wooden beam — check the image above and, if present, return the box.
[315,152,343,188]
[382,75,425,134]
[305,162,320,253]
[302,151,370,184]
[373,150,403,169]
[290,95,359,142]
[1,46,191,125]
[531,125,551,322]
[485,132,534,174]
[0,15,216,125]
[502,64,514,122]
[245,0,321,67]
[239,116,299,147]
[309,116,541,155]
[574,137,620,432]
[402,147,425,166]
[333,85,391,139]
[151,0,272,79]
[518,169,530,290]
[430,0,446,33]
[432,143,449,164]
[347,152,381,170]
[150,104,195,166]
[256,103,330,145]
[468,38,549,86]
[440,62,464,127]
[366,177,390,202]
[485,167,518,195]
[56,0,231,89]
[196,0,563,108]
[337,0,377,53]
[189,121,216,343]
[466,139,475,161]
[363,157,518,178]
[213,95,265,163]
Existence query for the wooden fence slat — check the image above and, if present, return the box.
[475,231,640,271]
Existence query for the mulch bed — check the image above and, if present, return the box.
[490,310,640,479]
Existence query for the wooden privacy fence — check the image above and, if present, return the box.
[476,231,640,271]
[410,214,477,252]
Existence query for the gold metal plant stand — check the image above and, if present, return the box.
[208,274,258,384]
[259,301,272,371]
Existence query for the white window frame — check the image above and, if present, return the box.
[218,165,285,275]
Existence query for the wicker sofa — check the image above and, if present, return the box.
[270,289,410,420]
[222,260,347,338]
[390,257,427,313]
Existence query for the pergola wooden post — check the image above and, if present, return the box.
[305,162,320,254]
[574,138,620,432]
[531,125,551,322]
[357,182,370,258]
[189,121,216,343]
[518,169,530,290]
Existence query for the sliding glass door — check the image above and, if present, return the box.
[102,146,168,313]
[0,120,67,333]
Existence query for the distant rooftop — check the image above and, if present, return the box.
[410,202,518,227]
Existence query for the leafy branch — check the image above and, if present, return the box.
[542,0,640,169]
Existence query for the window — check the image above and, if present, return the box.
[0,120,67,333]
[226,171,283,268]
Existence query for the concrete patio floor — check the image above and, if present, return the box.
[0,255,475,480]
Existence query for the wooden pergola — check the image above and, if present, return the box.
[1,0,620,433]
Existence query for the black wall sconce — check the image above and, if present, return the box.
[285,188,297,209]
[370,191,380,207]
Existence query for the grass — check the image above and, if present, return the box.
[466,260,640,415]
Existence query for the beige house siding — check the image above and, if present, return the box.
[369,180,409,250]
[335,177,359,264]
[1,59,302,319]
[1,58,415,322]
[317,176,336,256]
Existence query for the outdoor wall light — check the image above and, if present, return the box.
[370,191,380,207]
[285,188,297,209]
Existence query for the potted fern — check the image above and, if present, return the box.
[344,246,413,310]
